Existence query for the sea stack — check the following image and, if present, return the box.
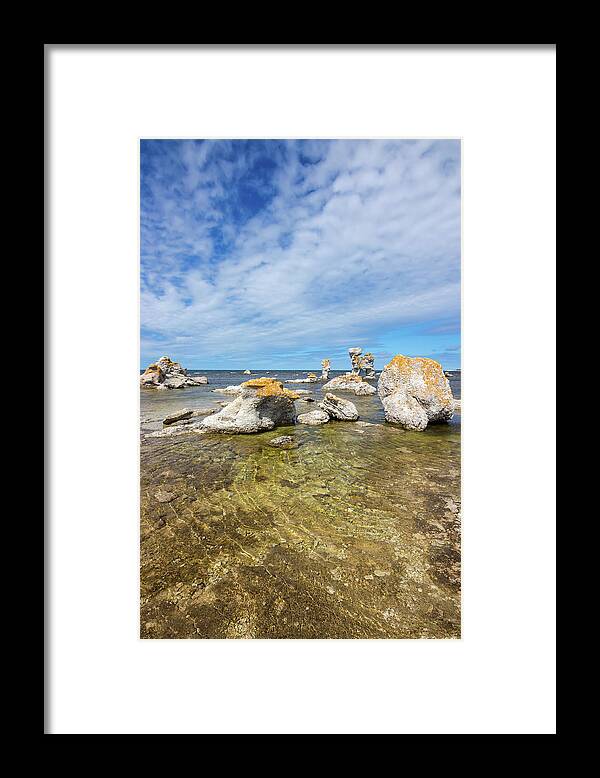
[140,356,208,389]
[321,358,331,381]
[348,347,376,378]
[377,354,454,431]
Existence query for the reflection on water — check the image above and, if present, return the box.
[140,370,461,639]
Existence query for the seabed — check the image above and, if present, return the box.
[140,390,461,639]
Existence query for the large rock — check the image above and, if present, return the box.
[297,409,330,425]
[140,356,208,389]
[321,358,331,381]
[377,354,454,430]
[200,377,298,434]
[319,393,359,421]
[322,374,376,396]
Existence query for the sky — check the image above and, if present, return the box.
[141,139,461,371]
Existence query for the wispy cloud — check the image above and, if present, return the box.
[141,139,461,369]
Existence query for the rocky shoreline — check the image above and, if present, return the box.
[141,347,459,437]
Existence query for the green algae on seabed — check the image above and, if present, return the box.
[140,394,461,639]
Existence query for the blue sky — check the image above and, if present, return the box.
[141,139,461,370]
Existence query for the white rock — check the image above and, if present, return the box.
[297,409,330,425]
[200,379,297,434]
[377,355,454,430]
[319,393,359,421]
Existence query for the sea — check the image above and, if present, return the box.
[140,369,461,639]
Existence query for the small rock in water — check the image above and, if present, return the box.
[155,490,176,503]
[268,435,299,449]
[319,393,359,421]
[163,408,193,426]
[297,409,330,425]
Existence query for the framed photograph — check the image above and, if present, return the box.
[46,44,556,734]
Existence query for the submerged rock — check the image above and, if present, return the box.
[322,374,376,395]
[319,393,359,421]
[140,356,208,389]
[297,409,330,425]
[268,435,299,449]
[154,490,176,503]
[377,354,454,431]
[200,377,298,434]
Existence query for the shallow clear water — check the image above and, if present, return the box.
[140,370,461,639]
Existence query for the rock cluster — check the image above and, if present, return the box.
[140,356,208,389]
[200,377,298,434]
[322,374,376,396]
[348,347,376,378]
[377,354,455,431]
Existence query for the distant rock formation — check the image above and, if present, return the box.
[243,369,251,374]
[377,354,454,431]
[211,385,243,395]
[321,359,331,381]
[362,353,376,378]
[200,377,298,434]
[348,347,376,378]
[140,356,208,389]
[284,374,319,384]
[322,374,376,396]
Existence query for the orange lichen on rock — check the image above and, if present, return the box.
[384,354,449,400]
[241,377,300,400]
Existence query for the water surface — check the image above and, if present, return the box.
[140,370,461,638]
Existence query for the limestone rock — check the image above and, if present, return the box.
[319,393,359,421]
[347,347,376,377]
[140,356,209,389]
[211,385,242,395]
[163,408,194,426]
[321,358,331,381]
[322,374,376,395]
[268,435,299,449]
[243,369,251,374]
[377,354,454,431]
[200,377,298,434]
[297,409,330,425]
